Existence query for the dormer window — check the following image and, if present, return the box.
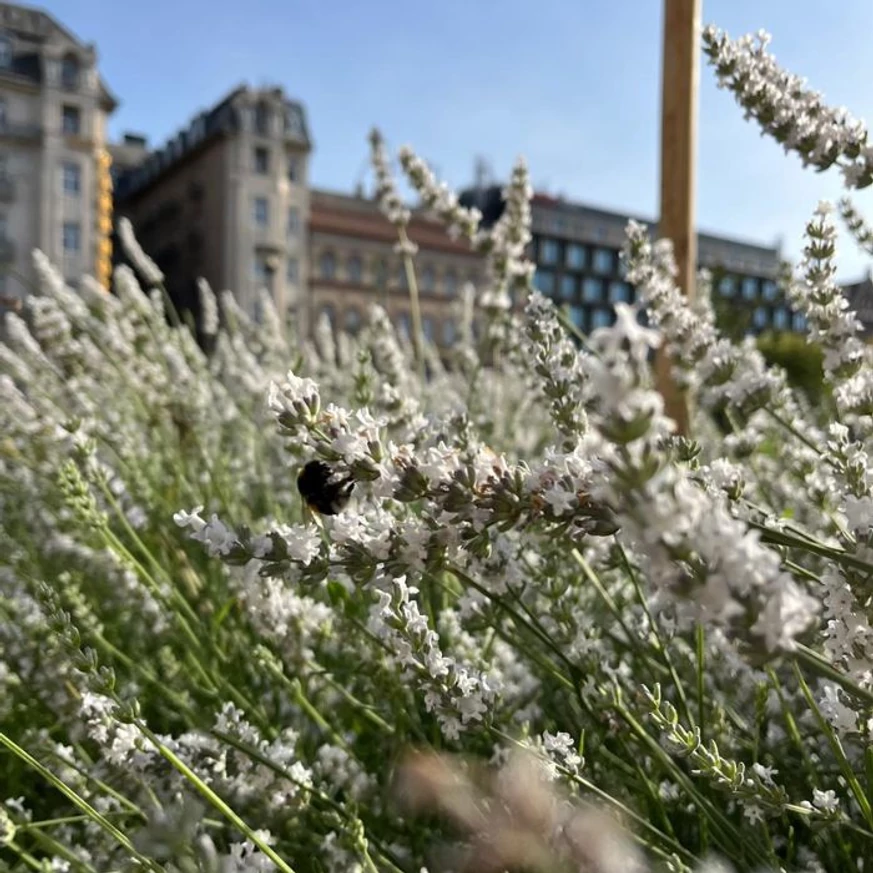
[254,102,270,136]
[284,105,303,137]
[0,37,12,69]
[61,54,79,89]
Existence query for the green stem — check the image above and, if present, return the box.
[398,225,425,382]
[792,661,873,830]
[0,733,160,872]
[135,720,297,873]
[615,543,694,727]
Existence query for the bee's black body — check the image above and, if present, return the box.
[297,460,355,515]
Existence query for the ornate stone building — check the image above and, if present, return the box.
[0,1,116,321]
[308,188,486,346]
[112,84,312,332]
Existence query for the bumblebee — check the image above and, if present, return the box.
[297,459,355,515]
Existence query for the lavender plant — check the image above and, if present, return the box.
[5,20,873,873]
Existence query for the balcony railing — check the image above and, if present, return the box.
[252,226,286,254]
[0,120,41,142]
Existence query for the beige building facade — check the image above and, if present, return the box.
[309,189,486,346]
[0,1,115,317]
[112,85,311,333]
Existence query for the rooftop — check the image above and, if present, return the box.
[0,2,117,110]
[114,83,310,201]
[530,191,780,258]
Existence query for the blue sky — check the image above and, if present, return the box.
[49,0,873,280]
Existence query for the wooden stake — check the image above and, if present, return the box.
[657,0,701,437]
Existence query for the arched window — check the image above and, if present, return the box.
[374,257,388,290]
[442,318,457,346]
[319,251,336,280]
[284,105,304,137]
[397,311,411,339]
[319,304,335,328]
[344,307,362,335]
[61,54,79,89]
[347,254,363,284]
[421,264,435,293]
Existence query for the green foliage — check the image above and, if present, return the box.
[757,330,827,405]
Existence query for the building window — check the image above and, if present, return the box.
[320,251,336,280]
[375,258,389,290]
[319,304,335,328]
[569,305,586,331]
[285,105,304,137]
[443,269,458,296]
[442,318,457,345]
[591,308,613,330]
[347,254,363,284]
[253,255,274,291]
[344,307,361,335]
[422,315,435,342]
[773,307,789,330]
[254,146,269,174]
[792,311,807,331]
[287,155,300,182]
[753,306,768,329]
[61,55,79,89]
[559,274,576,300]
[0,99,6,127]
[592,248,614,274]
[397,311,411,339]
[609,281,633,303]
[286,257,299,284]
[719,276,737,297]
[421,264,436,293]
[62,221,80,252]
[254,102,270,136]
[0,37,11,69]
[762,279,778,301]
[62,162,80,195]
[566,243,586,270]
[741,277,758,300]
[61,105,81,135]
[253,197,269,227]
[286,206,300,237]
[540,238,559,265]
[534,269,555,294]
[397,262,408,290]
[581,277,602,303]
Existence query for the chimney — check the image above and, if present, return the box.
[123,132,148,148]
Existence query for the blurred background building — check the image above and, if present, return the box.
[309,188,485,347]
[460,183,807,337]
[6,0,873,344]
[0,1,116,324]
[111,84,311,337]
